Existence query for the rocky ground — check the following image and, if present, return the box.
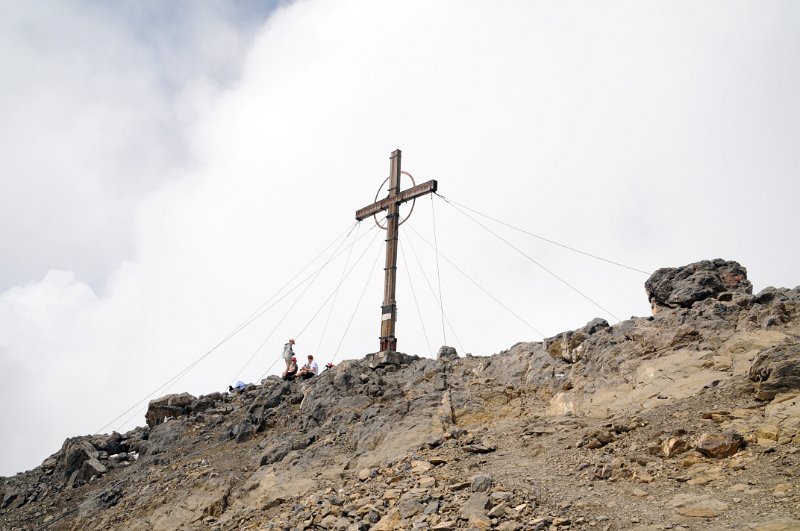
[1,259,799,530]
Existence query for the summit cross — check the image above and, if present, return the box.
[355,149,438,352]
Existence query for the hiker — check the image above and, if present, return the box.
[282,339,295,373]
[282,357,298,381]
[297,354,319,379]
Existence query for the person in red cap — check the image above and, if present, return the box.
[282,356,298,381]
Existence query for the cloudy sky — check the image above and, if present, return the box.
[1,1,798,476]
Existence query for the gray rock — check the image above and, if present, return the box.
[471,474,493,492]
[460,492,491,518]
[54,439,99,484]
[397,497,423,519]
[1,488,21,510]
[141,421,182,456]
[749,344,800,400]
[145,392,197,427]
[423,500,440,514]
[645,259,752,313]
[260,442,292,466]
[437,346,459,361]
[80,458,107,481]
[365,351,420,369]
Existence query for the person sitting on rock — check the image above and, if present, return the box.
[282,357,298,381]
[296,354,319,379]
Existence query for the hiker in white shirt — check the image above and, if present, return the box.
[297,354,319,379]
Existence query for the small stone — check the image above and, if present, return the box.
[320,514,338,528]
[468,513,492,530]
[662,437,691,457]
[679,451,705,468]
[632,488,648,497]
[756,425,780,441]
[487,503,507,517]
[594,464,612,480]
[423,500,439,515]
[462,443,496,454]
[449,481,471,491]
[397,497,423,519]
[382,489,400,500]
[471,474,493,492]
[419,476,436,488]
[772,483,792,497]
[373,509,400,530]
[357,469,372,481]
[432,521,457,531]
[411,460,432,474]
[460,493,491,518]
[670,494,728,518]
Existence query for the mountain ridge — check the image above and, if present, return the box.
[2,258,799,530]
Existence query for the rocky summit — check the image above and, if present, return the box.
[2,259,800,531]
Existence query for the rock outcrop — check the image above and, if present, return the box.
[645,258,752,314]
[2,259,799,531]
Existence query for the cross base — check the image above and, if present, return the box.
[379,336,397,352]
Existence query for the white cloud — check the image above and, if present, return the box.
[1,0,799,476]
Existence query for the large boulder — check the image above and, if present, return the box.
[57,439,98,481]
[145,392,196,428]
[645,259,752,314]
[749,344,800,400]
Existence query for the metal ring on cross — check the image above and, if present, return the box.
[373,171,417,230]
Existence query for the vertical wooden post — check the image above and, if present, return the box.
[380,149,402,351]
[356,149,437,353]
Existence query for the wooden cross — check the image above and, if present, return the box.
[355,149,438,352]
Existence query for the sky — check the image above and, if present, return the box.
[1,1,798,477]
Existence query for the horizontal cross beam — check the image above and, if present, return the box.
[355,180,438,221]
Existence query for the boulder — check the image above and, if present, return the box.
[437,346,459,361]
[645,259,752,313]
[694,433,744,458]
[56,439,99,482]
[365,351,420,369]
[749,345,800,400]
[145,393,197,427]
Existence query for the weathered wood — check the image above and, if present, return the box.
[379,150,401,352]
[354,149,439,352]
[355,180,438,221]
